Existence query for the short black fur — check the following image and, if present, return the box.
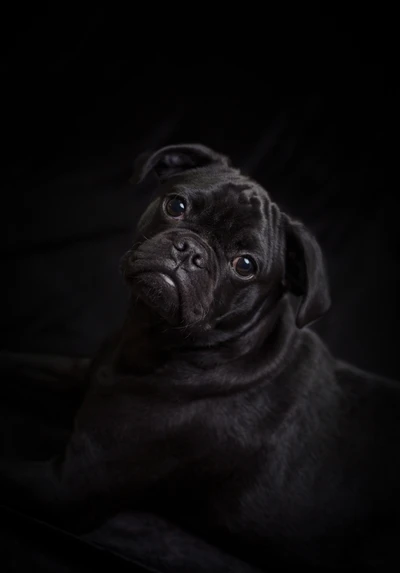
[1,144,399,571]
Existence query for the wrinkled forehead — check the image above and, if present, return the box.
[164,169,275,244]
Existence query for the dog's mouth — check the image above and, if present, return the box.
[126,268,181,323]
[158,273,176,289]
[120,242,214,329]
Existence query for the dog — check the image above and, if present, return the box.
[1,143,400,571]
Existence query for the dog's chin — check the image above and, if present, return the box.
[129,271,181,324]
[126,270,211,332]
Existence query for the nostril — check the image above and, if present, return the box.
[172,237,207,269]
[192,254,203,268]
[174,239,188,252]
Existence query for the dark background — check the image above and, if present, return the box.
[1,10,399,572]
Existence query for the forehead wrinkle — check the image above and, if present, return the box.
[169,176,279,267]
[265,200,282,274]
[265,202,274,273]
[205,187,271,257]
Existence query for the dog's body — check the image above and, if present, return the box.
[2,144,400,570]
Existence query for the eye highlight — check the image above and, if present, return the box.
[165,196,186,219]
[231,256,257,279]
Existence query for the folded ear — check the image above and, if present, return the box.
[130,143,230,184]
[284,219,331,328]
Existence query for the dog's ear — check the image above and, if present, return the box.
[130,143,230,184]
[284,219,331,328]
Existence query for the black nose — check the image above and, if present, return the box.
[172,237,208,270]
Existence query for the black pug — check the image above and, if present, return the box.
[1,144,400,571]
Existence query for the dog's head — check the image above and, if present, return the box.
[121,144,330,338]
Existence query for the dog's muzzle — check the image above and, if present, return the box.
[121,232,215,326]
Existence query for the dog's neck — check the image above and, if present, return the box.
[112,302,172,375]
[112,294,299,386]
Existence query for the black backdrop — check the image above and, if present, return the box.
[1,11,399,572]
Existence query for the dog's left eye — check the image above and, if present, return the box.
[232,256,257,278]
[165,196,186,219]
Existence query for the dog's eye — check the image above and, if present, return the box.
[232,256,257,278]
[165,196,186,219]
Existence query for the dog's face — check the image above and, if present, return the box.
[121,144,330,337]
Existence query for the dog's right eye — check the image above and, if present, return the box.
[232,256,257,279]
[165,196,186,219]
